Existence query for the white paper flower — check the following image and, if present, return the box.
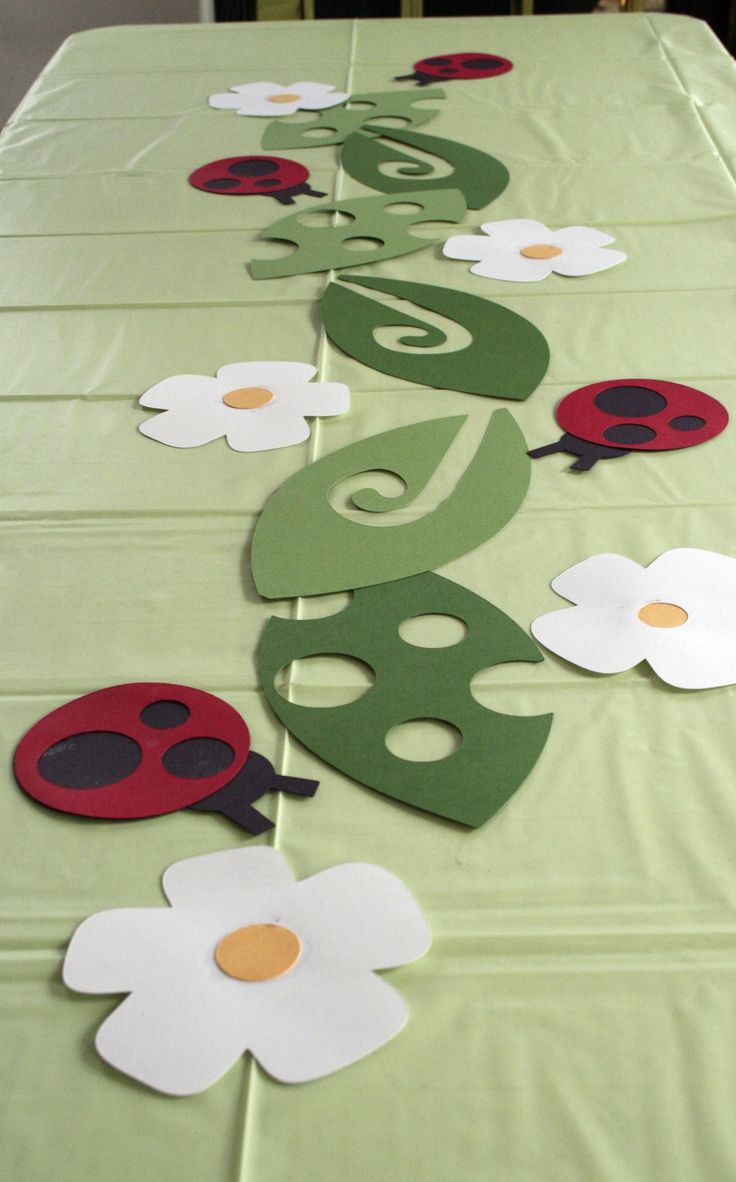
[208,81,349,118]
[443,218,627,282]
[138,362,350,453]
[63,848,431,1094]
[531,549,736,689]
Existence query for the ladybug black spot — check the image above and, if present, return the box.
[439,67,459,74]
[594,385,667,418]
[140,700,191,729]
[204,178,239,190]
[466,57,503,69]
[39,732,142,789]
[603,423,657,445]
[162,737,235,779]
[670,415,706,432]
[424,57,451,65]
[255,179,281,188]
[229,159,279,177]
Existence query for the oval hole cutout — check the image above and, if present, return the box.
[274,654,375,707]
[342,236,384,252]
[399,614,467,648]
[296,209,355,228]
[385,718,462,762]
[303,127,336,139]
[383,202,424,216]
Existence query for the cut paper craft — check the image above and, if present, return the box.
[395,53,513,86]
[251,188,466,280]
[251,410,530,598]
[322,274,549,401]
[443,219,626,282]
[261,88,444,151]
[189,156,326,206]
[527,379,728,472]
[63,847,431,1092]
[14,683,318,832]
[531,549,736,690]
[259,572,552,827]
[340,126,508,210]
[138,362,349,452]
[209,81,349,118]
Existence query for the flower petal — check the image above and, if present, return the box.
[216,361,317,389]
[230,82,284,98]
[236,99,301,118]
[645,548,736,608]
[64,908,187,994]
[247,968,409,1084]
[479,218,550,244]
[275,381,350,416]
[224,407,311,453]
[531,604,646,674]
[208,93,248,110]
[550,553,650,609]
[94,983,250,1096]
[645,625,736,689]
[138,374,223,410]
[139,408,227,449]
[296,88,349,110]
[471,255,553,283]
[162,847,296,912]
[552,246,626,277]
[551,226,616,249]
[442,234,487,262]
[285,862,431,970]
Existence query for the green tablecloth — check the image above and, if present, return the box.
[2,13,736,1181]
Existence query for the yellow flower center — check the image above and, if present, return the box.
[637,602,689,629]
[222,386,274,410]
[215,923,302,982]
[268,93,301,104]
[520,243,563,260]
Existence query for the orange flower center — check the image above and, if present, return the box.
[520,243,563,260]
[215,923,302,982]
[637,602,689,629]
[222,386,274,410]
[268,93,301,104]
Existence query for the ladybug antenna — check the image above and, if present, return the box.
[528,433,628,472]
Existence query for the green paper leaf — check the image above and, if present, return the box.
[261,89,445,151]
[251,410,530,598]
[251,188,467,280]
[322,274,550,400]
[341,126,509,210]
[258,571,552,827]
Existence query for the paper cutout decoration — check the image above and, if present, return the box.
[139,362,350,452]
[259,572,552,827]
[14,683,318,833]
[251,188,466,280]
[443,219,626,282]
[321,274,549,401]
[395,53,513,86]
[341,127,508,210]
[261,88,444,151]
[189,157,326,206]
[528,379,728,472]
[251,411,530,598]
[531,549,736,690]
[63,847,431,1092]
[209,81,349,117]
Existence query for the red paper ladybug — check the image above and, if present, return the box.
[528,379,729,472]
[395,53,513,87]
[14,683,318,834]
[188,156,327,205]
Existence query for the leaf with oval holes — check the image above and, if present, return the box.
[341,126,509,210]
[13,682,318,832]
[250,410,530,598]
[250,188,467,279]
[258,572,552,827]
[322,274,549,400]
[261,88,445,150]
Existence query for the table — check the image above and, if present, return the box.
[2,13,736,1182]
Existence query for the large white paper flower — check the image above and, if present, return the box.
[208,81,349,118]
[63,848,431,1094]
[443,218,626,282]
[531,549,736,689]
[138,362,350,452]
